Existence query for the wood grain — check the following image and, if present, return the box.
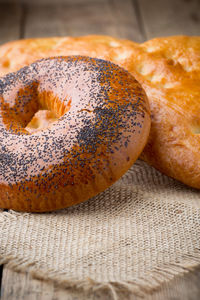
[1,0,107,4]
[139,0,200,39]
[1,268,111,300]
[1,266,200,300]
[0,3,22,45]
[23,0,143,41]
[0,265,3,298]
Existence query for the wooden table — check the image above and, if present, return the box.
[0,0,200,299]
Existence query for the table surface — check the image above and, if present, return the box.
[0,0,200,299]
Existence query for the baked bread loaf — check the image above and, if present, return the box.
[0,35,200,188]
[0,56,150,212]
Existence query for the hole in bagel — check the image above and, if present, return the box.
[25,90,70,134]
[25,109,58,133]
[1,82,70,134]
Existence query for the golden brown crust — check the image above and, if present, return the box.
[0,55,150,212]
[135,36,200,189]
[0,35,200,189]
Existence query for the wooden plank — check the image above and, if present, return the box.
[0,3,22,45]
[3,0,106,4]
[132,0,147,40]
[1,268,55,300]
[23,0,143,41]
[0,265,3,298]
[1,267,111,300]
[139,0,200,39]
[1,266,200,300]
[107,0,145,41]
[146,267,200,300]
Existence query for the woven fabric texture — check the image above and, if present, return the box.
[0,160,200,299]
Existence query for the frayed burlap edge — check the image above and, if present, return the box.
[1,250,200,299]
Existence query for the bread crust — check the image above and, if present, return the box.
[0,35,200,188]
[0,55,150,212]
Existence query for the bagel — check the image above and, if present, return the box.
[0,56,150,212]
[0,35,199,188]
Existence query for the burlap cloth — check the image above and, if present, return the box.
[0,160,200,299]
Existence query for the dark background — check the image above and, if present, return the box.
[0,0,199,46]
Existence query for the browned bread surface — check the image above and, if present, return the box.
[0,35,200,189]
[0,55,150,212]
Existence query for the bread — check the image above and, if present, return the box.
[0,35,199,188]
[0,56,150,211]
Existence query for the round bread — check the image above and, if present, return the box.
[0,35,199,188]
[0,56,150,212]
